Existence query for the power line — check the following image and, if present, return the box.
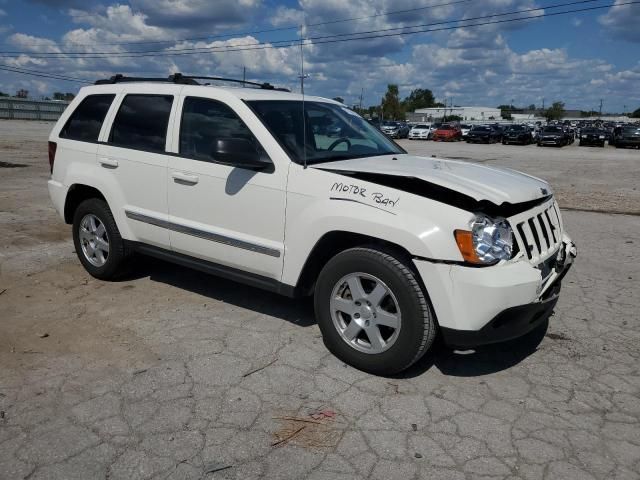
[1,0,474,48]
[0,64,89,83]
[0,0,635,85]
[0,0,624,59]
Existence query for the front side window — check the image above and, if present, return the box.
[109,94,173,152]
[60,94,115,142]
[248,100,403,165]
[179,97,260,163]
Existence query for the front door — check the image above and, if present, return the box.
[167,95,287,280]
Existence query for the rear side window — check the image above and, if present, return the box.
[179,97,259,162]
[60,94,115,142]
[109,94,173,152]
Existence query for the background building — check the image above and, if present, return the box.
[410,106,502,122]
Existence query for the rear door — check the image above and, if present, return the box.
[166,92,287,280]
[97,86,177,248]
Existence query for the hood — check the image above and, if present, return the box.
[311,154,552,207]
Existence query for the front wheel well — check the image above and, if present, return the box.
[64,184,106,224]
[295,231,416,296]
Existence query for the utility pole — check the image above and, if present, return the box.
[298,73,309,94]
[599,99,603,118]
[542,98,545,111]
[359,88,364,112]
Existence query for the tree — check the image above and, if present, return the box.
[528,104,536,111]
[402,88,435,112]
[332,97,344,104]
[0,91,8,97]
[381,84,404,120]
[16,89,28,98]
[631,107,640,118]
[545,101,565,121]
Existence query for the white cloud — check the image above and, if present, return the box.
[270,6,303,27]
[128,0,262,29]
[1,0,637,112]
[599,0,640,42]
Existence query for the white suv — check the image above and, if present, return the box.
[48,74,576,375]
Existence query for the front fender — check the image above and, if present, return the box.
[281,165,469,286]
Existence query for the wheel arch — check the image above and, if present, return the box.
[64,184,107,224]
[294,230,417,297]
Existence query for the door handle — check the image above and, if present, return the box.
[171,171,199,185]
[99,157,118,168]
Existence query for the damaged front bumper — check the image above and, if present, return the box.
[414,235,577,348]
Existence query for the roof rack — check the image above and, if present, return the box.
[94,73,290,92]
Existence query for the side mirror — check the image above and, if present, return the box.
[212,138,272,170]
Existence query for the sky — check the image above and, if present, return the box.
[0,0,638,113]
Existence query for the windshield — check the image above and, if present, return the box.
[543,126,563,133]
[507,125,524,131]
[623,127,640,133]
[438,125,454,131]
[413,124,429,129]
[472,126,491,131]
[248,100,404,165]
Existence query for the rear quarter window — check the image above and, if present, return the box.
[59,94,115,142]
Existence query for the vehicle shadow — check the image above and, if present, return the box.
[127,255,549,375]
[129,255,316,327]
[395,318,549,379]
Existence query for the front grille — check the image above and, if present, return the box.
[509,200,562,263]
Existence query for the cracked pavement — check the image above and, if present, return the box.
[1,121,639,479]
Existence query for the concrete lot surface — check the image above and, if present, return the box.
[1,121,639,480]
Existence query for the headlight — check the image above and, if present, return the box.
[455,215,513,265]
[599,135,605,139]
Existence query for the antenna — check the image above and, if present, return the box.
[300,13,308,169]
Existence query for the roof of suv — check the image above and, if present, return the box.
[79,82,335,104]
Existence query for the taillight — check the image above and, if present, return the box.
[48,141,57,174]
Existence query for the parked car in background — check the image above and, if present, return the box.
[565,126,576,144]
[460,124,472,139]
[538,126,569,147]
[432,123,462,142]
[615,126,640,149]
[381,121,410,139]
[579,128,606,147]
[502,125,533,145]
[466,125,501,144]
[408,124,433,140]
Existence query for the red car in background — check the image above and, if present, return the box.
[432,123,462,142]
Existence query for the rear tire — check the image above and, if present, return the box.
[72,198,131,280]
[314,247,436,375]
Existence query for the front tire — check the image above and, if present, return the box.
[314,247,436,375]
[72,198,131,280]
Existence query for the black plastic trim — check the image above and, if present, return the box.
[125,210,281,258]
[127,242,297,297]
[441,289,560,348]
